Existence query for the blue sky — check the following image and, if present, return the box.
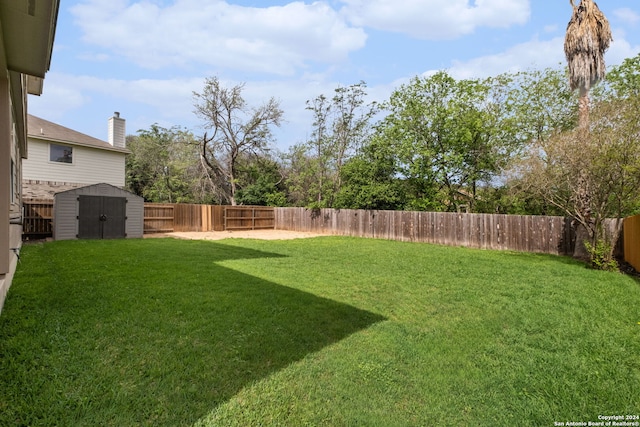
[29,0,640,151]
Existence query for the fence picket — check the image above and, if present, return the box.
[274,208,581,256]
[20,201,635,263]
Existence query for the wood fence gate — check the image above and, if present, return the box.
[224,206,275,230]
[22,199,53,240]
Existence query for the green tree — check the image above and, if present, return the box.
[594,52,640,100]
[126,125,203,203]
[374,71,517,212]
[290,82,378,208]
[281,143,322,207]
[513,96,640,268]
[193,77,283,205]
[495,67,578,216]
[234,154,287,206]
[333,139,405,210]
[504,67,578,144]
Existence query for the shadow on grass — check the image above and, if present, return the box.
[0,239,385,426]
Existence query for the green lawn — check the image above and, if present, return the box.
[1,237,639,426]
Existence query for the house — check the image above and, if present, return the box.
[22,113,129,199]
[1,0,60,313]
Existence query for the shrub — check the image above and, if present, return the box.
[584,239,619,272]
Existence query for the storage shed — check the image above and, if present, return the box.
[53,183,144,240]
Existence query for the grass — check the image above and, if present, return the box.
[0,237,639,426]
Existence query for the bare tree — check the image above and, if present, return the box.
[193,77,283,205]
[301,82,378,208]
[513,97,640,268]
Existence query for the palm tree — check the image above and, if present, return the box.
[564,0,612,259]
[564,0,612,129]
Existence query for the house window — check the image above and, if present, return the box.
[50,144,73,163]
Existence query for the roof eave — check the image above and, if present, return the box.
[0,0,59,85]
[29,134,131,154]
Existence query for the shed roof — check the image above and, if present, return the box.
[54,182,142,199]
[27,115,130,154]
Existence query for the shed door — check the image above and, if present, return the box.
[78,195,127,239]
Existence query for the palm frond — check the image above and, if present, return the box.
[564,0,612,94]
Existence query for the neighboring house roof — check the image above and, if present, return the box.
[27,115,130,154]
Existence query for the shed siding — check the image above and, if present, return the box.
[53,184,144,240]
[23,139,126,187]
[53,194,79,240]
[126,198,144,237]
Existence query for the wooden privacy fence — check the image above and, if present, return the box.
[624,214,640,272]
[22,199,54,240]
[18,200,636,263]
[275,207,576,255]
[144,203,226,233]
[21,201,274,237]
[143,204,175,233]
[225,206,275,230]
[143,204,273,233]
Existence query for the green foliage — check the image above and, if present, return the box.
[373,71,522,212]
[126,56,640,213]
[285,82,379,208]
[594,52,640,100]
[468,186,564,215]
[333,140,405,210]
[126,124,204,203]
[584,240,619,271]
[511,93,640,262]
[282,143,324,207]
[234,155,286,206]
[504,67,578,143]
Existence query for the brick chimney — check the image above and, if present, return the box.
[108,112,126,148]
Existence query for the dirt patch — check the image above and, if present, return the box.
[144,229,325,241]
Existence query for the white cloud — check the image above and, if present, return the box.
[340,0,531,40]
[28,71,328,149]
[438,36,564,80]
[78,52,111,62]
[28,72,203,138]
[613,8,640,26]
[70,0,367,75]
[605,30,640,67]
[422,30,638,82]
[29,78,90,121]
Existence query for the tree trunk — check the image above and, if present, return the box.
[578,92,590,130]
[573,91,592,259]
[573,222,592,260]
[573,166,594,259]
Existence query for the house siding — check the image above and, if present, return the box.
[23,139,126,187]
[0,76,12,311]
[1,80,27,313]
[1,0,59,315]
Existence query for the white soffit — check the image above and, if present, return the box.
[0,0,59,79]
